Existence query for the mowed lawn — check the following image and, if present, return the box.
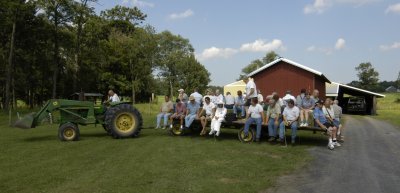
[376,92,400,127]
[0,102,328,193]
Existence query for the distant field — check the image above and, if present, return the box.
[376,92,400,127]
[0,98,329,193]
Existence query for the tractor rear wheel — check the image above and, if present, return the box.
[105,104,142,139]
[58,123,80,141]
[238,127,255,143]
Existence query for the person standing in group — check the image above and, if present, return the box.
[183,96,200,130]
[278,99,300,145]
[332,99,344,141]
[314,99,340,150]
[199,97,216,136]
[243,98,265,142]
[215,89,224,104]
[169,99,186,130]
[257,90,264,105]
[156,95,173,129]
[243,77,258,112]
[299,92,315,127]
[190,88,203,106]
[178,89,188,104]
[282,90,296,107]
[209,101,227,137]
[224,92,235,109]
[234,90,246,118]
[311,89,320,102]
[266,97,281,142]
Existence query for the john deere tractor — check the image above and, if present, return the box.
[14,99,143,141]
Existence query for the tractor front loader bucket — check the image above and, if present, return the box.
[14,112,36,129]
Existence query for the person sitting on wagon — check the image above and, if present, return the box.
[183,96,200,130]
[169,99,186,129]
[314,99,340,150]
[156,95,173,129]
[209,101,227,137]
[199,97,216,135]
[243,98,265,142]
[278,99,300,145]
[234,90,246,118]
[299,92,315,127]
[266,97,281,142]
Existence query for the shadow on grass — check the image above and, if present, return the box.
[23,135,56,142]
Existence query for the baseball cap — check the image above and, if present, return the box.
[189,95,195,101]
[315,99,324,105]
[178,89,184,92]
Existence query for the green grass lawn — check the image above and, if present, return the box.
[0,101,328,193]
[376,92,400,127]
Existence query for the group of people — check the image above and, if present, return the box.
[155,92,227,137]
[155,76,344,150]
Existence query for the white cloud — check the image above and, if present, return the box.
[304,0,332,14]
[196,47,238,61]
[385,3,400,14]
[168,9,194,20]
[240,39,285,52]
[335,38,346,50]
[307,46,316,51]
[380,42,400,51]
[122,0,155,8]
[304,0,380,14]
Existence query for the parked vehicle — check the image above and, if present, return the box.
[347,96,367,114]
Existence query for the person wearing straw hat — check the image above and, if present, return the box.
[183,95,200,130]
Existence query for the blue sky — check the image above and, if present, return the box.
[94,0,400,86]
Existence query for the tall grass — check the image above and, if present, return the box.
[376,92,400,127]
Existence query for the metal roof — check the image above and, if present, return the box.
[326,82,385,98]
[247,58,331,83]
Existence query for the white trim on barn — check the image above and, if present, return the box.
[247,58,330,83]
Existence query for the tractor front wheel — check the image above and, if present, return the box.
[58,123,80,141]
[105,104,143,139]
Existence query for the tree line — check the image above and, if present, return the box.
[0,0,210,110]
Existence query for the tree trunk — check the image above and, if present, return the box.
[52,8,59,99]
[5,20,16,110]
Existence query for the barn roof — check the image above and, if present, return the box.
[247,58,331,83]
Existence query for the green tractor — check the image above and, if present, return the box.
[14,99,143,141]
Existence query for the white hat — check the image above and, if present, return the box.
[217,100,224,104]
[178,89,184,92]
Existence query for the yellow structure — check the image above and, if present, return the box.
[223,80,246,97]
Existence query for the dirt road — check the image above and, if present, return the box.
[269,116,400,193]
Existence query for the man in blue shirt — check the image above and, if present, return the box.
[314,99,340,150]
[184,96,200,130]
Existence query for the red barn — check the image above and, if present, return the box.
[247,58,331,98]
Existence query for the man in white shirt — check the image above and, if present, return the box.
[190,88,203,106]
[278,99,300,145]
[257,90,264,105]
[243,77,258,109]
[282,90,296,107]
[214,89,224,104]
[106,89,120,103]
[199,97,216,135]
[243,98,265,142]
[224,92,235,109]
